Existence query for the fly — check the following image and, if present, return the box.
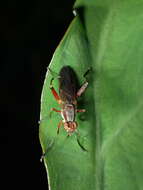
[49,66,90,136]
[40,66,90,161]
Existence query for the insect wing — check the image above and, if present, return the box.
[59,66,79,102]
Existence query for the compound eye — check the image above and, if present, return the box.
[73,122,77,129]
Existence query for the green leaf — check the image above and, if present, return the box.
[39,0,143,189]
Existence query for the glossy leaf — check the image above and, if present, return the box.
[39,0,143,189]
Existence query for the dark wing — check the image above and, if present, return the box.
[59,66,79,103]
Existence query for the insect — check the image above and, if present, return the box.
[49,66,90,136]
[40,66,90,161]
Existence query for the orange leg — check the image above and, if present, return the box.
[51,108,61,113]
[49,108,61,118]
[76,109,86,113]
[57,120,63,134]
[50,78,62,104]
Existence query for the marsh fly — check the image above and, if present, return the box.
[40,66,90,161]
[49,66,90,136]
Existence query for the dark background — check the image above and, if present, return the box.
[1,0,74,189]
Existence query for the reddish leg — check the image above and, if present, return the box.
[57,120,63,134]
[76,109,86,113]
[51,108,61,113]
[50,78,62,104]
[49,108,61,118]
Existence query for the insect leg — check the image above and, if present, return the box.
[39,108,61,123]
[76,109,86,113]
[76,82,88,97]
[76,68,91,97]
[48,107,61,118]
[83,67,91,80]
[57,120,63,134]
[75,131,88,152]
[50,78,62,104]
[40,139,55,162]
[51,108,61,113]
[48,67,60,78]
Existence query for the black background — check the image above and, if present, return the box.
[1,0,74,189]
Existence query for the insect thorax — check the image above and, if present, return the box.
[61,104,75,122]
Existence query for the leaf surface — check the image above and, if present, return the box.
[39,1,143,189]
